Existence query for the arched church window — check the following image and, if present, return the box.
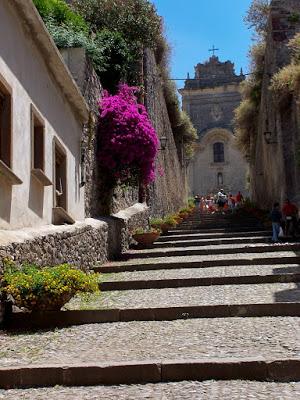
[217,172,223,185]
[213,142,224,163]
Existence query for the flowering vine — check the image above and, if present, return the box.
[98,84,159,185]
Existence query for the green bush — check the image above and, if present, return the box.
[71,0,162,49]
[33,0,89,32]
[1,262,99,311]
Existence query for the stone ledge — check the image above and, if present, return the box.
[4,303,300,331]
[1,358,300,389]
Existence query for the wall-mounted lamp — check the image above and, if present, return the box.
[159,136,168,151]
[263,131,277,145]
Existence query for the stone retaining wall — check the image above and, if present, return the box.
[0,203,149,324]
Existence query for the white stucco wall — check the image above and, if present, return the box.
[0,1,85,229]
[190,129,248,197]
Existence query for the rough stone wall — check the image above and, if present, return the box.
[144,49,188,217]
[251,0,300,208]
[60,48,139,216]
[0,220,108,270]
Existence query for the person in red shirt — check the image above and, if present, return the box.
[282,199,298,238]
[236,191,244,208]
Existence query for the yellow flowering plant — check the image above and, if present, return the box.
[1,261,99,311]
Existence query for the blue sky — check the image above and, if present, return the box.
[152,0,253,86]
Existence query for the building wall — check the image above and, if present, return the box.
[191,128,248,195]
[0,1,85,229]
[250,0,300,208]
[144,49,188,217]
[180,66,248,197]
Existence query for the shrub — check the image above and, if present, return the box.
[33,0,89,32]
[71,0,162,49]
[1,262,99,311]
[150,217,164,228]
[98,84,159,186]
[234,99,257,156]
[271,64,300,96]
[163,215,177,227]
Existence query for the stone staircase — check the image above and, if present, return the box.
[1,210,300,399]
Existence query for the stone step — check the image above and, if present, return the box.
[97,254,300,273]
[5,303,300,330]
[166,227,267,235]
[126,243,300,260]
[101,264,300,282]
[100,272,300,291]
[2,315,300,367]
[67,282,300,311]
[152,236,271,248]
[157,231,271,242]
[4,381,300,400]
[1,357,300,389]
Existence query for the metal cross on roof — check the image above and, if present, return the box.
[209,45,219,56]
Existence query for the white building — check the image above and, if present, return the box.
[0,0,89,230]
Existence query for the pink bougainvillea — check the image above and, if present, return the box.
[98,84,159,185]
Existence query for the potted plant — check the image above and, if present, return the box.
[161,215,177,234]
[1,261,99,312]
[132,227,161,246]
[150,217,164,230]
[179,207,190,219]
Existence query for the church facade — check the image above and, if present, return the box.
[179,55,248,197]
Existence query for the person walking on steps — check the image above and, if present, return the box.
[270,202,282,243]
[217,189,227,214]
[236,191,244,208]
[282,199,298,238]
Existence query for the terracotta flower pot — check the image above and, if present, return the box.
[160,223,174,234]
[132,232,160,246]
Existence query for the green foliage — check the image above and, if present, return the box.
[271,64,300,96]
[234,99,257,156]
[1,262,99,311]
[149,217,164,228]
[270,34,300,101]
[288,13,300,24]
[94,29,136,89]
[289,33,300,63]
[133,227,160,234]
[233,42,265,157]
[33,0,89,32]
[163,215,177,227]
[71,0,162,49]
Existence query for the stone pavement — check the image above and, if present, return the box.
[1,210,300,397]
[1,381,300,400]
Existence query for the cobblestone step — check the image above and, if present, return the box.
[67,282,300,310]
[2,380,300,399]
[98,253,300,273]
[1,317,300,366]
[157,231,271,242]
[166,227,268,235]
[102,264,300,282]
[152,236,271,248]
[100,273,300,291]
[126,243,300,260]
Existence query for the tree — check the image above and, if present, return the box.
[244,0,271,39]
